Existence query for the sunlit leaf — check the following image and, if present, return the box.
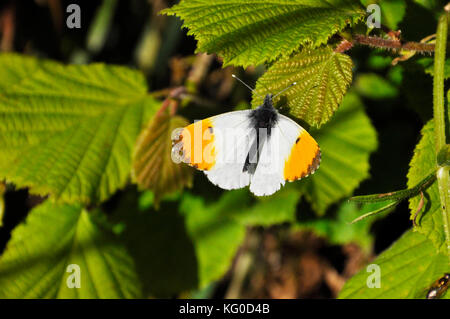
[0,201,142,298]
[408,121,446,254]
[339,230,450,298]
[162,0,364,67]
[253,46,353,127]
[0,54,159,204]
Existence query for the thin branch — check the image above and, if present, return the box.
[352,34,435,53]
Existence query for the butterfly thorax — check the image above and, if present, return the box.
[244,94,279,174]
[249,94,279,136]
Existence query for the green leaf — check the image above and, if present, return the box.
[367,53,394,70]
[0,54,159,204]
[252,47,353,127]
[232,186,300,226]
[179,193,247,288]
[354,73,398,99]
[86,0,118,53]
[380,0,406,30]
[412,0,442,11]
[0,201,142,298]
[119,200,200,297]
[361,1,406,30]
[162,0,364,67]
[417,57,450,79]
[301,92,378,214]
[132,108,193,205]
[179,188,301,287]
[339,230,450,299]
[408,121,447,254]
[297,201,393,252]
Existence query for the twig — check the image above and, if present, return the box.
[353,34,435,53]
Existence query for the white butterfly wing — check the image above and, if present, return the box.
[249,115,320,196]
[204,110,255,190]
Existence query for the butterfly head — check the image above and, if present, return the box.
[262,94,274,109]
[251,94,279,133]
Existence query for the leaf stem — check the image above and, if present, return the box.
[433,11,450,260]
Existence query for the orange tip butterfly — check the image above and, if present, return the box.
[171,75,321,196]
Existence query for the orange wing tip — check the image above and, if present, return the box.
[284,130,321,182]
[308,148,322,176]
[285,148,321,182]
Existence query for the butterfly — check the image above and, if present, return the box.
[171,76,321,196]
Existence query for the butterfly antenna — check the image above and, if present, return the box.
[232,74,266,99]
[273,82,297,99]
[232,74,256,92]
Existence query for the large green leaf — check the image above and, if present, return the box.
[408,121,446,253]
[0,54,159,204]
[0,201,142,298]
[252,46,353,127]
[162,0,364,67]
[301,92,378,214]
[339,230,450,299]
